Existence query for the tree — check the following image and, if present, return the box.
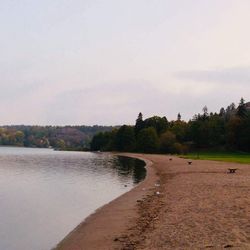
[237,97,247,118]
[90,132,106,151]
[202,106,208,120]
[159,131,176,153]
[226,116,243,149]
[104,129,118,151]
[206,114,225,146]
[115,125,136,152]
[225,103,236,120]
[219,107,226,117]
[135,112,144,136]
[143,116,168,135]
[238,115,250,151]
[15,131,24,145]
[137,127,159,153]
[56,139,66,150]
[170,120,189,142]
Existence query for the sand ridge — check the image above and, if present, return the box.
[55,153,250,250]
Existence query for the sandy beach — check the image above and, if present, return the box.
[55,153,250,250]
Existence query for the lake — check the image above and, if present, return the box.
[0,147,146,250]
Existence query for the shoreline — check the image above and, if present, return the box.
[55,153,250,250]
[54,153,158,250]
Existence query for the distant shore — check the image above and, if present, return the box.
[55,153,250,249]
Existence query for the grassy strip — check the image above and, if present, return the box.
[181,151,250,164]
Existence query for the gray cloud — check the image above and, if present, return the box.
[1,1,250,125]
[0,82,45,101]
[175,67,250,85]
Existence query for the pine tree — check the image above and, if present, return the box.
[237,97,247,118]
[202,106,208,119]
[135,112,144,136]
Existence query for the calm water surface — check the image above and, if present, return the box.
[0,147,146,250]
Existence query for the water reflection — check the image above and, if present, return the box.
[0,148,146,250]
[114,156,146,184]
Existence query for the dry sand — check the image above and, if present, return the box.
[55,153,250,250]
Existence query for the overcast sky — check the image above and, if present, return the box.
[1,0,250,125]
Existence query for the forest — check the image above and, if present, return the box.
[91,98,250,154]
[0,125,115,150]
[1,98,250,153]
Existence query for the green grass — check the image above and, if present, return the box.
[181,151,250,164]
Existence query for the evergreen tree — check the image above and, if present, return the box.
[237,97,247,118]
[219,107,226,117]
[202,106,208,120]
[135,112,144,136]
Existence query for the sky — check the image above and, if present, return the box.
[1,0,250,125]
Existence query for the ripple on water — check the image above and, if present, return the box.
[0,147,146,250]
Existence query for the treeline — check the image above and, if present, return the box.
[91,98,250,153]
[0,125,115,150]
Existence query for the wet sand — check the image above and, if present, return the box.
[55,153,250,250]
